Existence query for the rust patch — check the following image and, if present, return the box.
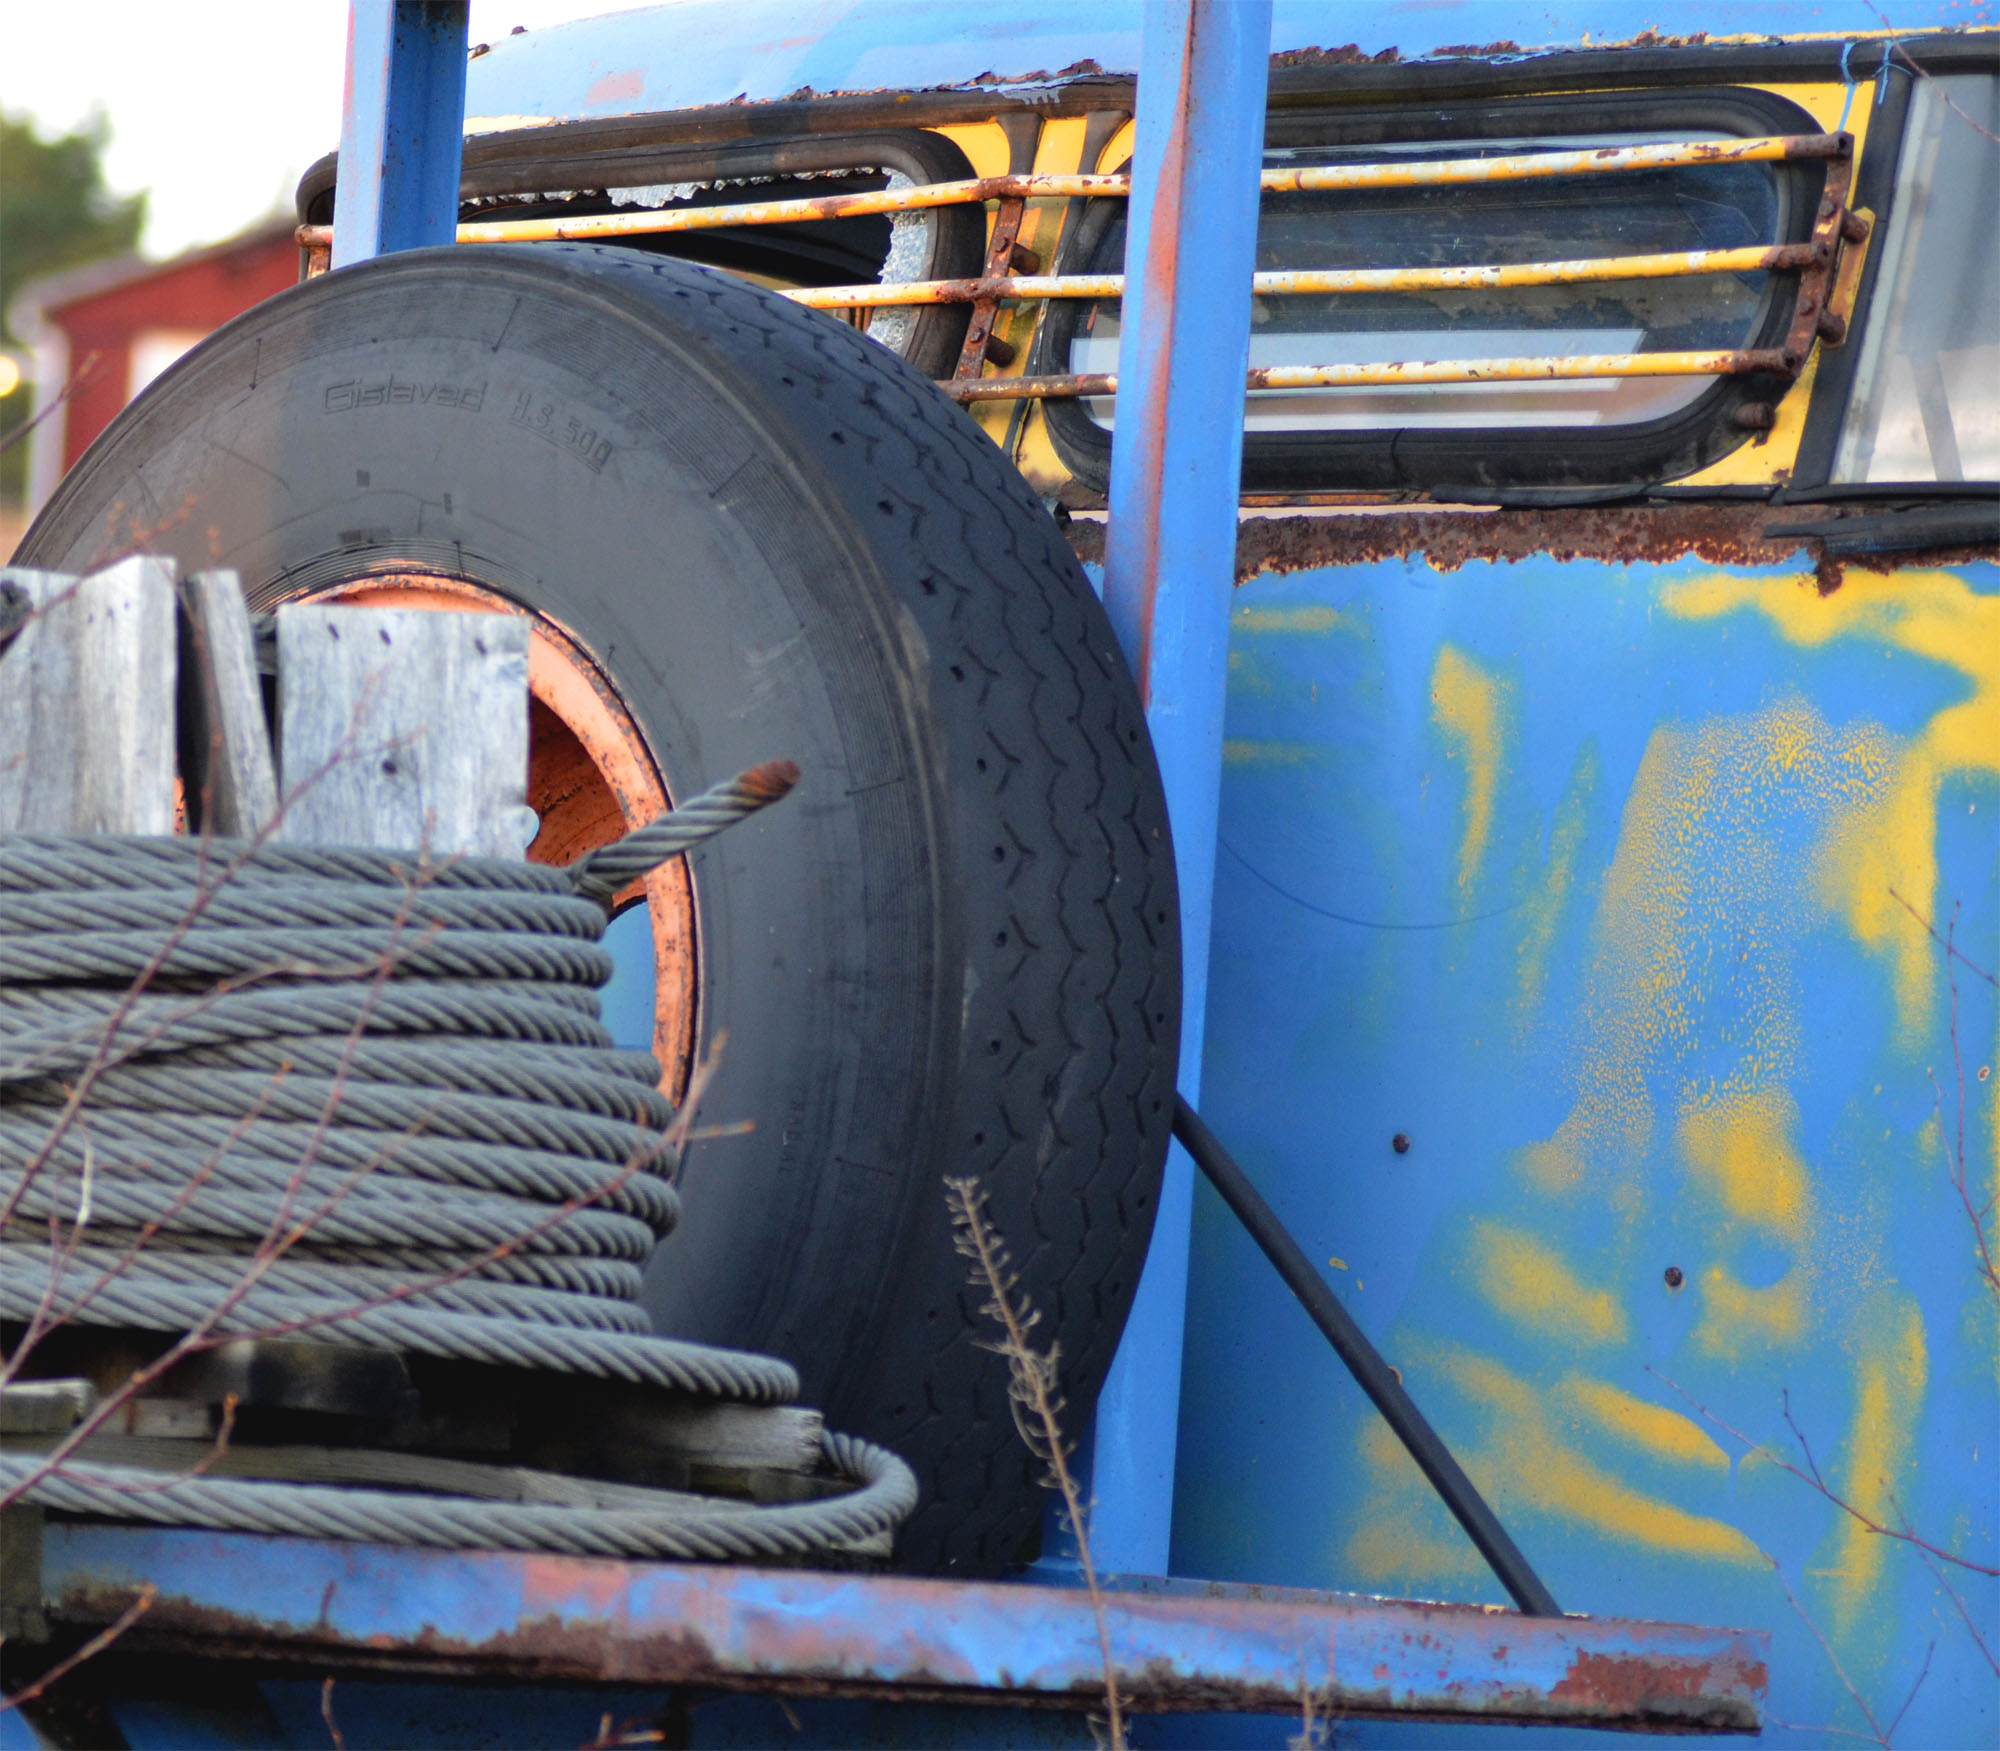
[1431,42,1525,57]
[1060,505,1998,588]
[1271,44,1402,68]
[1550,1649,1766,1729]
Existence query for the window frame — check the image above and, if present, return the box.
[1034,86,1831,497]
[297,127,988,379]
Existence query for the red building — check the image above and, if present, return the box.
[20,219,299,517]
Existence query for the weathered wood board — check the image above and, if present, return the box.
[0,557,179,835]
[275,604,536,858]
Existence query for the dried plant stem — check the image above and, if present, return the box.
[946,1176,1124,1751]
[1767,1554,1892,1749]
[1649,1367,1998,1578]
[0,1585,156,1715]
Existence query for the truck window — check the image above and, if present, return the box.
[1039,91,1831,494]
[1831,72,2000,483]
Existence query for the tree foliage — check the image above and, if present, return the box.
[1,110,147,346]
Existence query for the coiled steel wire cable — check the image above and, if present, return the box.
[0,760,919,1557]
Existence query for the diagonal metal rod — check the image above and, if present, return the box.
[1171,1095,1561,1618]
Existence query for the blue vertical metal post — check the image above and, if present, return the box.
[332,1,470,267]
[1089,0,1272,1578]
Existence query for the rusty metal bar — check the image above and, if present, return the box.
[291,133,1849,251]
[953,193,1029,378]
[1260,131,1845,193]
[938,346,1795,403]
[34,1522,1771,1730]
[783,242,1822,310]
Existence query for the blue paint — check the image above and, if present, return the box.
[598,900,657,1053]
[333,0,470,266]
[464,0,1987,124]
[34,1522,1767,1737]
[1090,0,1274,1582]
[1176,553,2000,1746]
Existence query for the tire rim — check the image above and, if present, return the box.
[305,571,697,1100]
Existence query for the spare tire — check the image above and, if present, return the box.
[17,243,1180,1575]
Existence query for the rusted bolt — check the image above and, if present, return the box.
[1816,309,1849,346]
[1839,208,1872,244]
[1391,1133,1411,1155]
[1733,403,1777,431]
[984,334,1019,368]
[1664,1265,1685,1289]
[1008,242,1042,274]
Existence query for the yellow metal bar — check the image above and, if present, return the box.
[938,347,1792,403]
[782,243,1819,310]
[1259,132,1840,194]
[292,134,1844,251]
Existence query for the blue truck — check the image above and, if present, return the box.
[5,2,1995,1745]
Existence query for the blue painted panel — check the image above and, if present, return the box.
[1177,552,1999,1747]
[464,1,1985,123]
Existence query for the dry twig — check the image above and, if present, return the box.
[320,1675,345,1751]
[946,1176,1125,1751]
[1768,1555,1892,1748]
[1647,1370,1997,1579]
[0,1585,157,1715]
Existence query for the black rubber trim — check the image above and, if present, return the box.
[1791,63,1920,487]
[1764,499,2000,553]
[1041,86,1825,496]
[1172,1097,1560,1618]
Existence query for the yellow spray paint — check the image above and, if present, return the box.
[1678,1086,1814,1242]
[1693,1262,1811,1361]
[1430,644,1506,900]
[1562,1377,1731,1472]
[1514,742,1599,1030]
[1517,694,1897,1198]
[1342,1341,1764,1583]
[1816,1292,1929,1670]
[1663,568,2000,1045]
[1222,738,1324,767]
[1232,604,1367,636]
[1469,1220,1628,1346]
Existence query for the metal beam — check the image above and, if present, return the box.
[1088,0,1274,1579]
[35,1523,1768,1732]
[332,1,470,267]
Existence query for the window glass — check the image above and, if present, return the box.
[1068,135,1789,432]
[1832,74,2000,483]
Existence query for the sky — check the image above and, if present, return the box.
[1,2,635,261]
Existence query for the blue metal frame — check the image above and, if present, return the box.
[27,1521,1769,1735]
[1090,0,1274,1582]
[331,0,470,267]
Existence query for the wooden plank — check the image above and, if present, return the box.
[0,558,179,835]
[0,1380,96,1436]
[274,603,536,857]
[180,569,279,838]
